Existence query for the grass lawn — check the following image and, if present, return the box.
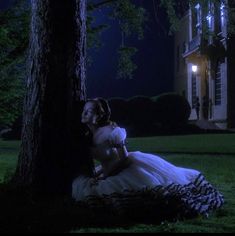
[127,133,235,154]
[0,140,19,182]
[0,134,235,233]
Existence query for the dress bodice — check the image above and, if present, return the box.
[90,144,119,162]
[90,126,127,166]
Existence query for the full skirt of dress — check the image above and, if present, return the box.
[72,151,224,219]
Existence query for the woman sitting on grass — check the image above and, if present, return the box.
[72,98,224,220]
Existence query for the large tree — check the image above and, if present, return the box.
[13,0,91,194]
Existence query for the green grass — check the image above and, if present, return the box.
[0,135,235,233]
[127,133,235,154]
[0,139,19,182]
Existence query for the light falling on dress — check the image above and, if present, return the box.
[72,127,224,220]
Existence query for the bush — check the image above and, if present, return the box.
[108,98,129,126]
[152,93,191,129]
[124,96,156,136]
[126,96,155,125]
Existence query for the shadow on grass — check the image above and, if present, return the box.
[0,183,193,233]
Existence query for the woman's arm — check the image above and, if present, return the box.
[103,143,131,178]
[117,144,128,160]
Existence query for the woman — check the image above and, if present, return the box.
[72,98,224,220]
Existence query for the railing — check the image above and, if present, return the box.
[183,34,201,57]
[188,34,201,51]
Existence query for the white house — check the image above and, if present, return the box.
[174,0,235,129]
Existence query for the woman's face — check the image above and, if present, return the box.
[81,102,97,124]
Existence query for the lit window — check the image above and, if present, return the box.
[207,1,215,32]
[220,1,227,35]
[195,4,202,34]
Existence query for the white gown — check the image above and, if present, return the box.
[72,126,224,219]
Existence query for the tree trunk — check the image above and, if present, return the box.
[228,35,235,129]
[14,0,93,194]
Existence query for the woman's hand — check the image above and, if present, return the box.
[108,139,126,149]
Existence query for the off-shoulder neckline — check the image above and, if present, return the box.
[96,124,117,132]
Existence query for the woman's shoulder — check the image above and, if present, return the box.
[93,125,116,143]
[98,124,117,132]
[108,126,127,143]
[97,125,126,138]
[104,124,126,134]
[93,125,127,146]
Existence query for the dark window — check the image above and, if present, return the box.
[192,9,197,38]
[215,63,222,105]
[176,45,180,72]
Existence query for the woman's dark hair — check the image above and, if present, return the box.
[87,97,116,127]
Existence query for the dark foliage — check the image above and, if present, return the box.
[125,96,156,136]
[108,97,129,126]
[108,95,197,137]
[127,96,156,125]
[153,93,191,129]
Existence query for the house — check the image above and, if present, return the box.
[174,0,235,129]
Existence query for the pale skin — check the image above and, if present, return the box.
[81,102,130,184]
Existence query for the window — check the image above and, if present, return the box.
[192,73,197,108]
[207,1,214,31]
[215,2,222,33]
[215,63,222,105]
[220,1,227,36]
[195,4,202,35]
[192,8,197,38]
[214,0,227,36]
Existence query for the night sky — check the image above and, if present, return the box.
[87,0,174,99]
[1,0,174,99]
[0,0,14,9]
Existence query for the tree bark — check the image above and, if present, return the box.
[14,0,93,194]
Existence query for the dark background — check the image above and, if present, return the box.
[0,0,175,99]
[87,0,174,99]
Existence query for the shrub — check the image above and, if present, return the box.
[126,96,155,125]
[108,98,129,126]
[152,93,191,128]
